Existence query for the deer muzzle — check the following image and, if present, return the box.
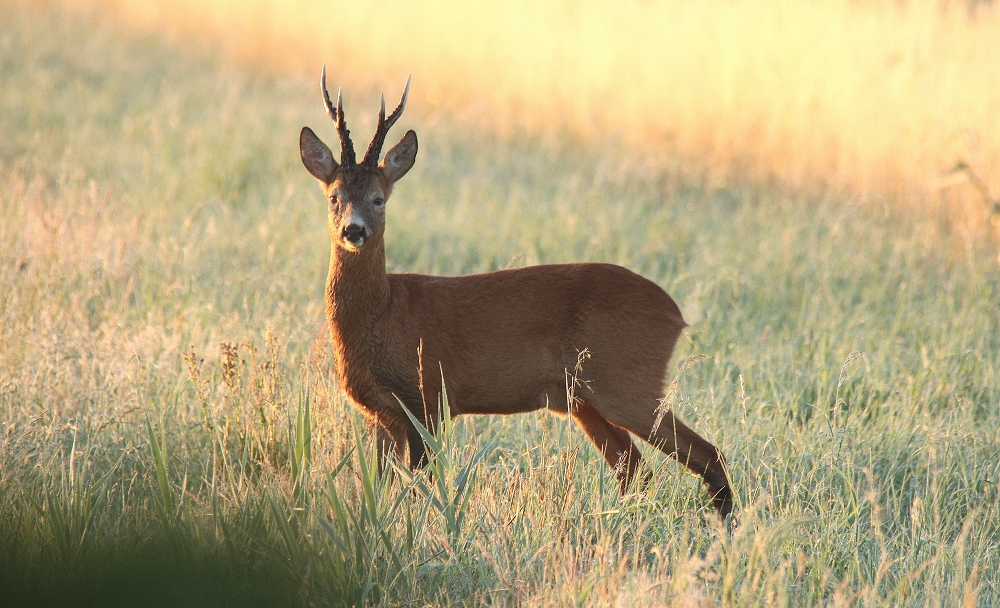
[341,222,368,248]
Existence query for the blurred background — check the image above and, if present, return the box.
[68,0,1000,213]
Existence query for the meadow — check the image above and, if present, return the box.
[1,0,999,606]
[68,0,1000,202]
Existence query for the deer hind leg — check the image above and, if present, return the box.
[597,403,732,519]
[647,411,732,518]
[572,399,647,493]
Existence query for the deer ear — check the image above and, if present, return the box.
[380,130,417,183]
[300,127,338,183]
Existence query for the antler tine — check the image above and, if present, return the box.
[321,64,337,122]
[320,65,356,166]
[362,75,411,168]
[384,74,411,131]
[378,94,387,137]
[335,87,356,166]
[362,95,387,167]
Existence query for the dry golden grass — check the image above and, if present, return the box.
[67,0,1000,207]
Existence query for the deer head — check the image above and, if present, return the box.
[300,67,417,252]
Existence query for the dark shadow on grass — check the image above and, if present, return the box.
[0,533,305,608]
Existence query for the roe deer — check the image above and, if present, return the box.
[299,68,733,519]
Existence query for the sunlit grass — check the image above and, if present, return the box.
[63,0,1000,212]
[1,1,999,606]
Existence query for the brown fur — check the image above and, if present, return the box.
[299,83,733,519]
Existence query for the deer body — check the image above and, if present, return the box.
[301,70,733,518]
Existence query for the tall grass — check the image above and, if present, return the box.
[1,0,999,606]
[64,0,1000,208]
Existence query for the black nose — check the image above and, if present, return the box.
[342,223,367,244]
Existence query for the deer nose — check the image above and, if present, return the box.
[342,223,367,245]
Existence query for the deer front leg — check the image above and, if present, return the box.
[373,416,428,472]
[372,421,397,474]
[406,423,428,469]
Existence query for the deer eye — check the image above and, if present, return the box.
[372,197,385,207]
[329,194,339,208]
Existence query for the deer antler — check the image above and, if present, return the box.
[321,65,356,166]
[363,75,411,168]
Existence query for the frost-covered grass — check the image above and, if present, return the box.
[1,2,998,606]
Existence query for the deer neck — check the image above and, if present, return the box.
[325,241,390,356]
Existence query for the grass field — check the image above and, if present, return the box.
[66,0,1000,204]
[1,1,999,606]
